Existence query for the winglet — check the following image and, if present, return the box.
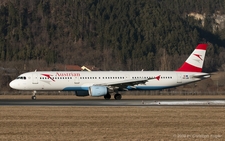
[176,44,207,72]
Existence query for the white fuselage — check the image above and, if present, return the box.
[9,71,206,91]
[8,44,210,100]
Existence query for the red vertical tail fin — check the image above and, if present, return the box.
[176,44,207,72]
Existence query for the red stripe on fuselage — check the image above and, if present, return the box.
[176,62,202,72]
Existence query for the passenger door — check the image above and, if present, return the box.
[32,73,38,84]
[177,74,182,83]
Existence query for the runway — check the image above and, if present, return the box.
[1,99,225,106]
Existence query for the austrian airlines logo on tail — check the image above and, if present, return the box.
[42,74,55,82]
[176,44,207,72]
[193,54,203,60]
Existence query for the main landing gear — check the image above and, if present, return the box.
[32,90,36,100]
[104,93,111,100]
[114,93,122,100]
[104,93,122,100]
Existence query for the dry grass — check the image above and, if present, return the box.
[0,107,225,141]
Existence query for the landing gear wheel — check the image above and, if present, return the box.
[32,90,36,100]
[114,94,122,100]
[104,94,111,100]
[32,96,36,100]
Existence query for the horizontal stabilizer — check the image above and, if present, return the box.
[193,73,210,79]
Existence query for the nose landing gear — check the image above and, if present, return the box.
[32,91,36,100]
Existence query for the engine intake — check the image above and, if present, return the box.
[88,86,108,97]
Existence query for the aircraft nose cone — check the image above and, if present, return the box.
[9,80,19,89]
[9,80,26,90]
[9,81,15,89]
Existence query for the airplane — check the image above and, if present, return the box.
[9,43,210,100]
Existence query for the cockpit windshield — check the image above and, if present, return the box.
[16,76,26,80]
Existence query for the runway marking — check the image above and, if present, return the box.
[0,99,225,106]
[141,100,225,105]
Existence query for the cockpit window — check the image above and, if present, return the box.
[16,76,26,80]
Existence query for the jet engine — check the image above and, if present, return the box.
[88,86,108,97]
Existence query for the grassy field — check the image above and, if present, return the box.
[1,95,224,140]
[0,106,224,141]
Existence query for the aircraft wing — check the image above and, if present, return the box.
[94,78,155,90]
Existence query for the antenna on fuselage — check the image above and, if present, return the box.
[35,69,37,72]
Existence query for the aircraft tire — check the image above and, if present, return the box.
[104,94,111,100]
[114,94,122,100]
[32,96,36,100]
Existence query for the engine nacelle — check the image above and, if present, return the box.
[88,86,108,97]
[75,91,89,97]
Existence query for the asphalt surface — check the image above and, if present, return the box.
[1,99,225,106]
